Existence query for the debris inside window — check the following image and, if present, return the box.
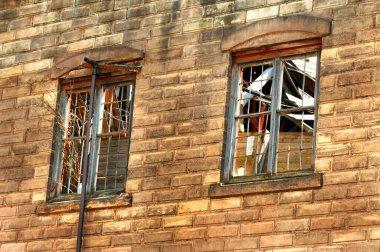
[56,83,133,195]
[233,54,317,177]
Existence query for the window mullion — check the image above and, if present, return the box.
[51,91,68,197]
[123,83,135,190]
[88,86,103,193]
[225,64,241,182]
[311,50,321,171]
[267,57,283,174]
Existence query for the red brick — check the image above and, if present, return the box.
[279,191,312,204]
[275,219,309,232]
[142,176,171,190]
[132,219,161,230]
[45,226,73,239]
[260,234,293,248]
[295,232,329,245]
[346,214,380,227]
[82,224,101,236]
[193,240,224,252]
[83,236,111,248]
[226,238,258,250]
[324,171,358,185]
[332,199,367,212]
[133,192,153,203]
[163,216,192,228]
[178,200,209,213]
[92,209,114,222]
[207,225,239,237]
[147,204,177,216]
[261,206,294,219]
[0,182,18,193]
[311,217,345,230]
[0,243,26,252]
[347,182,380,197]
[144,231,173,243]
[3,217,29,230]
[227,209,259,222]
[297,203,331,216]
[244,194,277,206]
[156,189,186,202]
[195,213,225,225]
[241,222,274,235]
[103,221,131,233]
[332,230,366,243]
[0,231,17,242]
[18,228,44,241]
[112,233,142,246]
[55,239,76,250]
[145,151,173,164]
[333,156,368,170]
[5,192,31,204]
[346,243,380,252]
[175,148,204,160]
[162,244,192,252]
[172,174,202,187]
[30,216,56,227]
[131,245,160,252]
[211,197,241,210]
[175,227,206,240]
[337,71,372,86]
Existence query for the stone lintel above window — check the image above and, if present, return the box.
[221,15,331,52]
[51,45,145,79]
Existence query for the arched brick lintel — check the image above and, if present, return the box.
[221,15,331,52]
[51,45,144,79]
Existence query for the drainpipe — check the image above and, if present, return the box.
[76,58,98,252]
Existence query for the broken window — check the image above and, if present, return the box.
[225,52,320,181]
[50,78,135,198]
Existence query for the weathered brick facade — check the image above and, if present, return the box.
[0,0,380,251]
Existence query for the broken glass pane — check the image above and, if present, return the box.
[233,62,273,177]
[276,54,317,173]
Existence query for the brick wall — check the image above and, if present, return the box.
[0,0,380,251]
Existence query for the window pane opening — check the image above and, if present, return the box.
[61,90,91,194]
[234,62,273,177]
[96,85,132,192]
[52,80,134,197]
[277,55,316,174]
[231,53,318,179]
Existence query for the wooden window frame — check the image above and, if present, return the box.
[49,74,136,202]
[222,45,321,184]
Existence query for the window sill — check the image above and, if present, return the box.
[37,193,132,215]
[209,173,322,198]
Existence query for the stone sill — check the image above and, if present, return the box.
[209,173,323,198]
[37,193,132,215]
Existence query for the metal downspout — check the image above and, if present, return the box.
[76,57,98,252]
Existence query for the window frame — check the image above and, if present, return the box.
[223,49,321,184]
[49,76,136,200]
